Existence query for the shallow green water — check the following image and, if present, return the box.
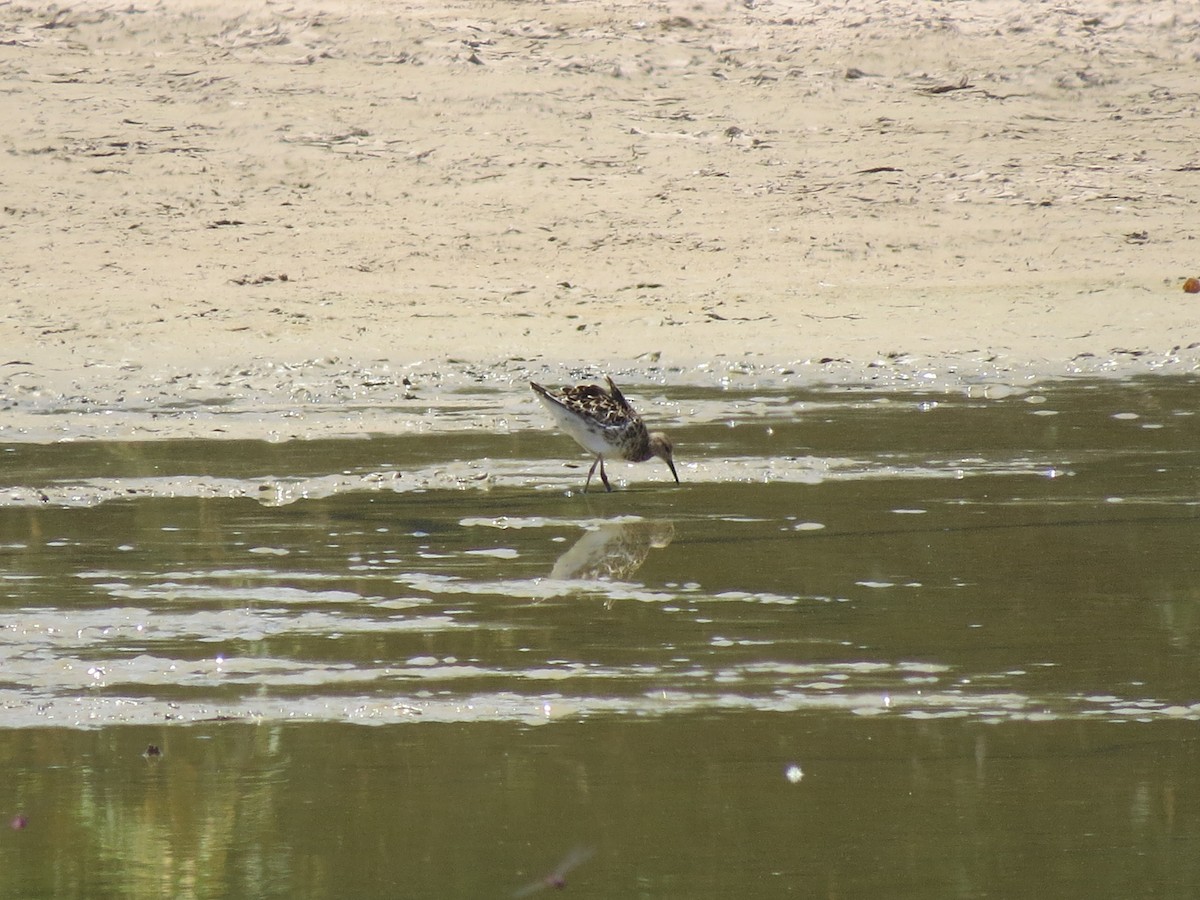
[1,377,1198,897]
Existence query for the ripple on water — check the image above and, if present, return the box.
[2,378,1198,732]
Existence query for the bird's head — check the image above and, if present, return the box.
[648,432,680,483]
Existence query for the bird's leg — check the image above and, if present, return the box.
[585,456,600,493]
[599,456,612,492]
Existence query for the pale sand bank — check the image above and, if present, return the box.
[2,0,1198,440]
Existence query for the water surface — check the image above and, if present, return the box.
[1,377,1198,897]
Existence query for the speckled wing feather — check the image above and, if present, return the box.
[554,380,641,429]
[530,377,654,464]
[603,376,636,417]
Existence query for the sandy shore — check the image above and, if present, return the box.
[2,0,1199,439]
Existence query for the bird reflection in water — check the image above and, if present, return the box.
[512,846,596,896]
[549,519,675,584]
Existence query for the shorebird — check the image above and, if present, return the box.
[530,375,679,492]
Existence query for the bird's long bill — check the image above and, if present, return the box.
[665,457,679,483]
